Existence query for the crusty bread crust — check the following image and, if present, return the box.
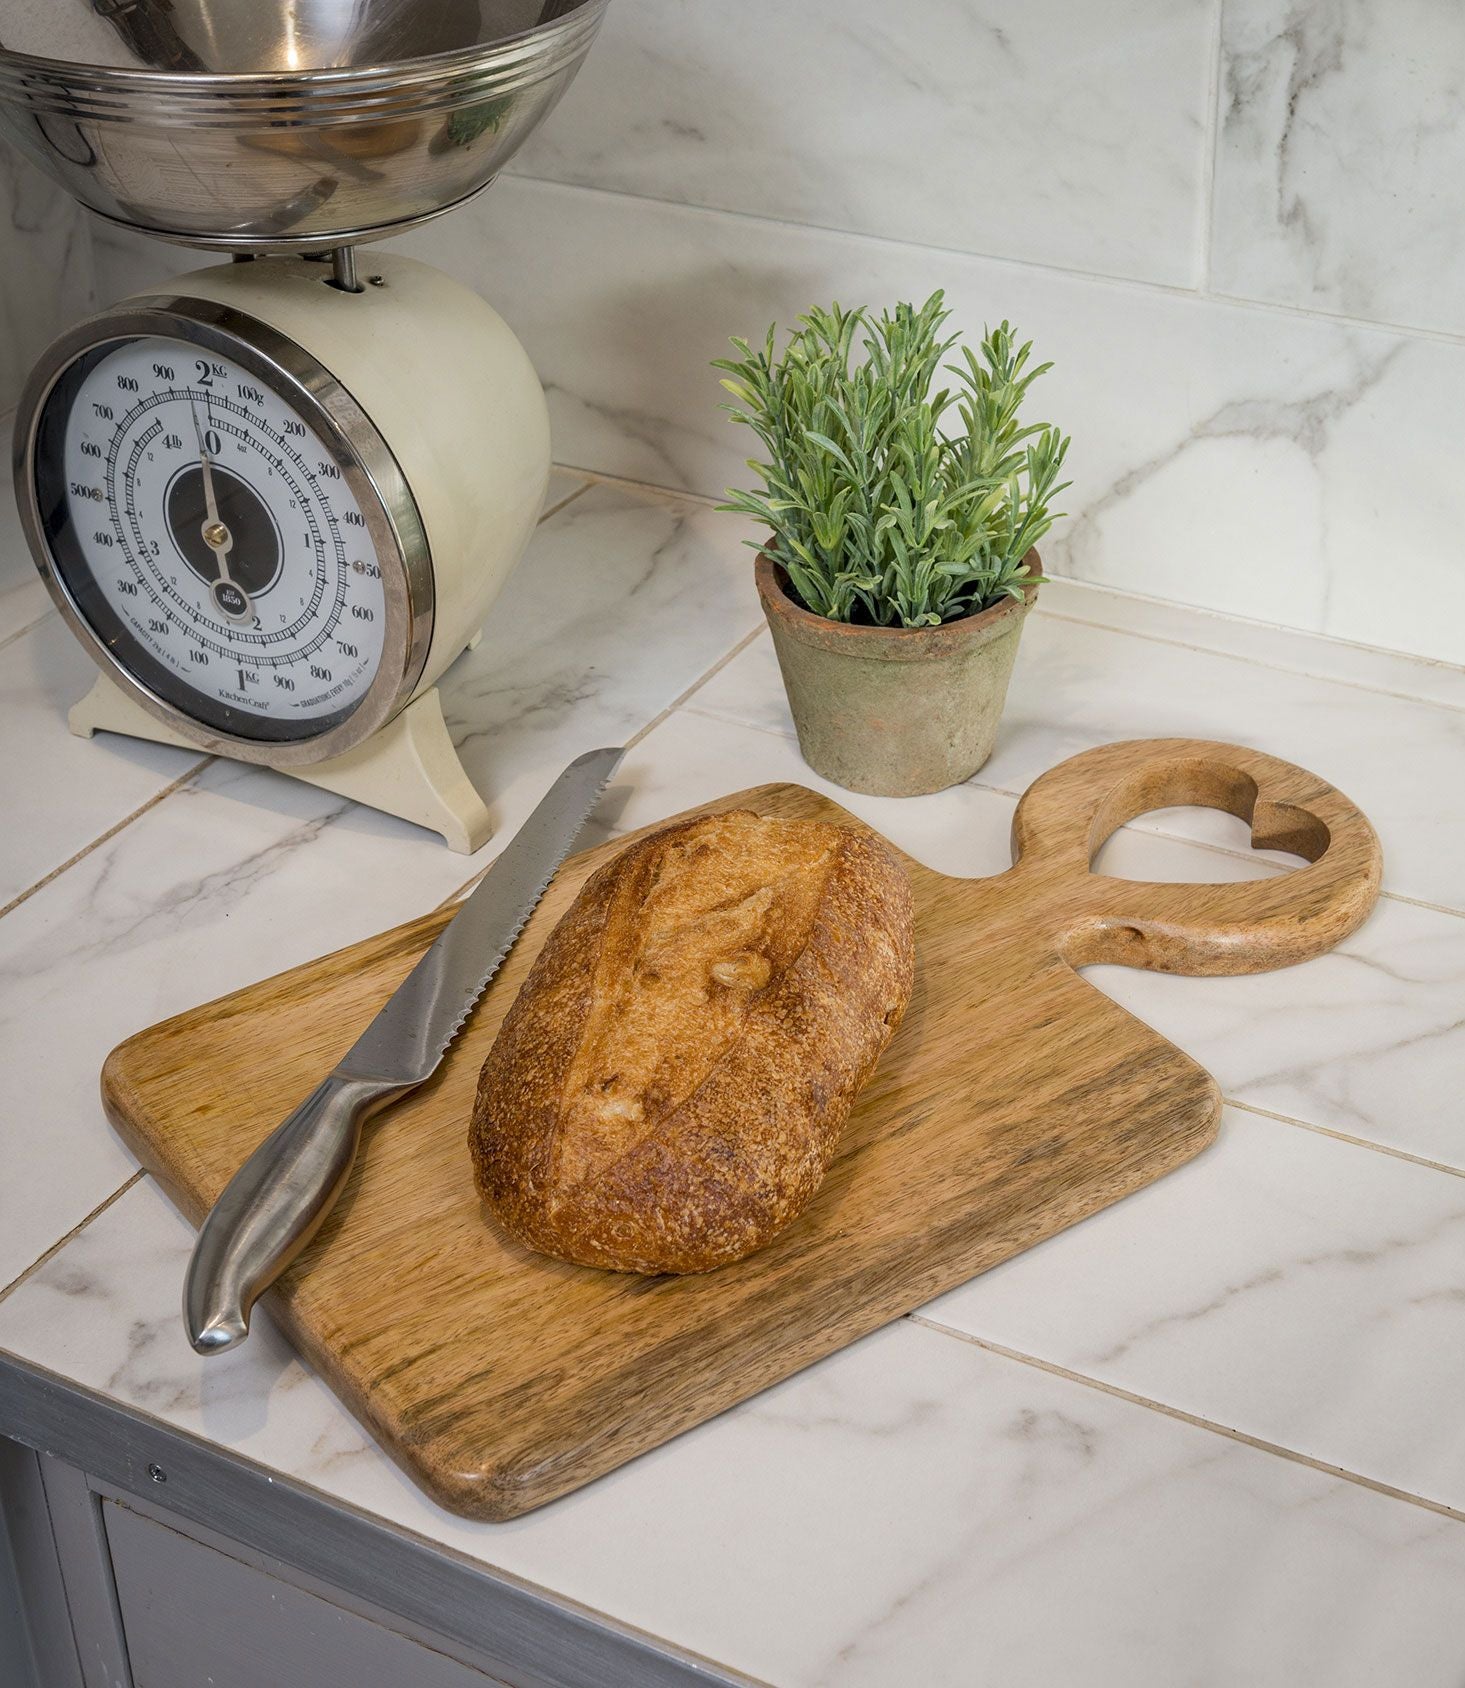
[470,810,915,1273]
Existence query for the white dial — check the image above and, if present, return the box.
[40,333,390,743]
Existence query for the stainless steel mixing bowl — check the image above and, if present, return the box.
[0,1,606,250]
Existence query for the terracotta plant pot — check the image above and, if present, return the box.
[755,550,1040,798]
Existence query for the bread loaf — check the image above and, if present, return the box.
[470,808,915,1273]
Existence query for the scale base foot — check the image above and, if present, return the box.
[69,676,493,854]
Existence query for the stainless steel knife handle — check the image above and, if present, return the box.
[180,748,624,1358]
[182,1073,401,1355]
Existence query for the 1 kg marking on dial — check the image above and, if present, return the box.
[56,334,386,728]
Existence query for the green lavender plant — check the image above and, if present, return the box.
[715,293,1070,627]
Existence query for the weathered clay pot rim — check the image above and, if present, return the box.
[755,548,1040,663]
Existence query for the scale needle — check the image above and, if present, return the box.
[190,400,253,623]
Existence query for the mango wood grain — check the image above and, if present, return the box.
[103,738,1381,1520]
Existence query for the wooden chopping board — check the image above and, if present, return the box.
[103,738,1381,1520]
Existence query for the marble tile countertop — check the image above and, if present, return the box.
[2,453,1464,1687]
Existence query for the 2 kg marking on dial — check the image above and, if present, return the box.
[61,335,386,725]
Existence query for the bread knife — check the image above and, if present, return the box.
[182,746,624,1355]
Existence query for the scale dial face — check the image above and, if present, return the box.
[23,310,430,760]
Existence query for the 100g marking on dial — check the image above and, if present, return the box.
[63,336,387,723]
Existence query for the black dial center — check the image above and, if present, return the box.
[166,462,283,598]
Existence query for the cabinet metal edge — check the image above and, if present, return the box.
[0,1352,764,1688]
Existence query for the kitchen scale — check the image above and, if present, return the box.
[0,0,607,851]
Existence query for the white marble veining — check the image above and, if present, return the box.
[0,143,95,413]
[387,177,1465,665]
[84,174,1465,671]
[0,758,470,1295]
[926,1102,1465,1511]
[5,472,1465,1682]
[510,0,1217,289]
[0,614,207,909]
[0,475,758,1290]
[1212,0,1465,337]
[0,466,588,920]
[70,0,1465,675]
[440,478,761,798]
[625,707,1465,1174]
[626,696,1465,1195]
[2,15,1461,1668]
[1093,892,1465,1171]
[690,614,1465,913]
[8,694,1465,1674]
[687,606,1465,1167]
[5,1177,1465,1688]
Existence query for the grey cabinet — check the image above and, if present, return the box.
[2,1443,512,1688]
[0,1358,740,1688]
[104,1500,506,1688]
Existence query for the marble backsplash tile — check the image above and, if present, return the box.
[0,144,95,412]
[509,0,1218,289]
[1212,0,1465,337]
[48,0,1465,673]
[383,176,1465,664]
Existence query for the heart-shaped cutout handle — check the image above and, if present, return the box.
[1003,738,1382,975]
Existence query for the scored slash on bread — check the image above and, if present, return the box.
[470,809,916,1273]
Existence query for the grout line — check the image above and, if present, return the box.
[956,784,1465,923]
[0,757,215,922]
[905,1314,1465,1524]
[623,624,768,751]
[7,1174,1462,1541]
[538,477,594,524]
[547,465,1465,709]
[1222,1098,1465,1180]
[504,172,1465,353]
[434,872,484,912]
[0,471,591,931]
[679,695,1465,921]
[0,601,56,657]
[1033,604,1465,713]
[552,462,722,512]
[501,173,1216,304]
[1365,886,1465,921]
[1202,283,1459,348]
[678,702,784,739]
[0,1172,145,1307]
[433,622,769,910]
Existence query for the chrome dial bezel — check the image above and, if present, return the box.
[13,295,434,768]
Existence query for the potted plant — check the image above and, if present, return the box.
[715,292,1070,797]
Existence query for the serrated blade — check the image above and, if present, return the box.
[338,746,623,1086]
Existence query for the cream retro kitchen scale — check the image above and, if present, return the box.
[0,0,607,850]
